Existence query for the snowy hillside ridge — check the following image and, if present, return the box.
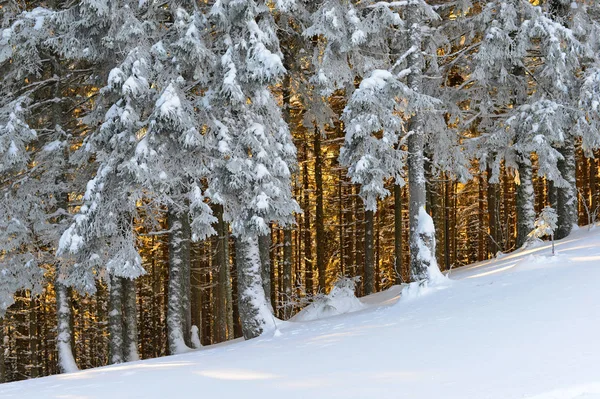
[2,226,600,399]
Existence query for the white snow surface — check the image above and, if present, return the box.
[3,226,600,398]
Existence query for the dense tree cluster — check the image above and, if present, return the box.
[1,0,600,383]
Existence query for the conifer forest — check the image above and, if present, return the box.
[1,0,600,387]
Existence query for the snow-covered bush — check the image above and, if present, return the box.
[526,206,558,254]
[291,277,364,322]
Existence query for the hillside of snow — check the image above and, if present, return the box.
[2,226,600,399]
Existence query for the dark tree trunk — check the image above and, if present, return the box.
[364,209,375,295]
[122,278,139,362]
[29,296,39,378]
[556,138,577,239]
[302,141,313,296]
[478,174,485,261]
[108,275,124,364]
[282,228,293,319]
[394,184,403,284]
[0,318,5,383]
[314,127,326,292]
[212,204,233,342]
[258,234,272,311]
[487,167,499,256]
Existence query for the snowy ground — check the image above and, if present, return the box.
[3,226,600,399]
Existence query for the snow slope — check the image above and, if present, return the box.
[3,226,600,399]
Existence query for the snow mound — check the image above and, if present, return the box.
[292,277,364,322]
[514,253,565,270]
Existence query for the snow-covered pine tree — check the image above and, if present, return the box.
[0,6,88,373]
[467,0,583,248]
[208,0,299,339]
[129,7,217,354]
[56,8,153,362]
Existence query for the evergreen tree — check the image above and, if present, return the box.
[208,0,299,339]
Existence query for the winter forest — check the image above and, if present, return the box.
[1,0,600,386]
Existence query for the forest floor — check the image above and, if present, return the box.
[2,226,600,399]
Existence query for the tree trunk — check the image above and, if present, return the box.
[0,318,5,383]
[487,167,499,256]
[478,174,485,261]
[235,235,276,340]
[516,159,535,248]
[364,209,375,295]
[122,278,139,362]
[258,234,272,311]
[556,138,577,239]
[56,281,78,373]
[590,157,597,219]
[406,3,436,282]
[394,184,403,284]
[213,204,233,342]
[302,142,313,296]
[108,274,124,364]
[29,296,39,378]
[314,126,326,292]
[167,209,191,355]
[282,228,293,319]
[180,212,192,348]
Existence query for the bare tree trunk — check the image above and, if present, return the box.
[487,166,499,256]
[29,296,39,378]
[314,127,326,292]
[235,235,275,340]
[213,204,233,342]
[302,142,313,296]
[394,184,403,284]
[478,174,485,261]
[406,3,437,282]
[108,275,124,364]
[591,155,598,218]
[258,234,272,311]
[556,138,577,239]
[364,209,375,295]
[282,228,293,319]
[231,240,243,338]
[516,159,535,248]
[56,281,78,373]
[0,318,5,383]
[122,278,139,362]
[180,212,192,348]
[167,209,191,355]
